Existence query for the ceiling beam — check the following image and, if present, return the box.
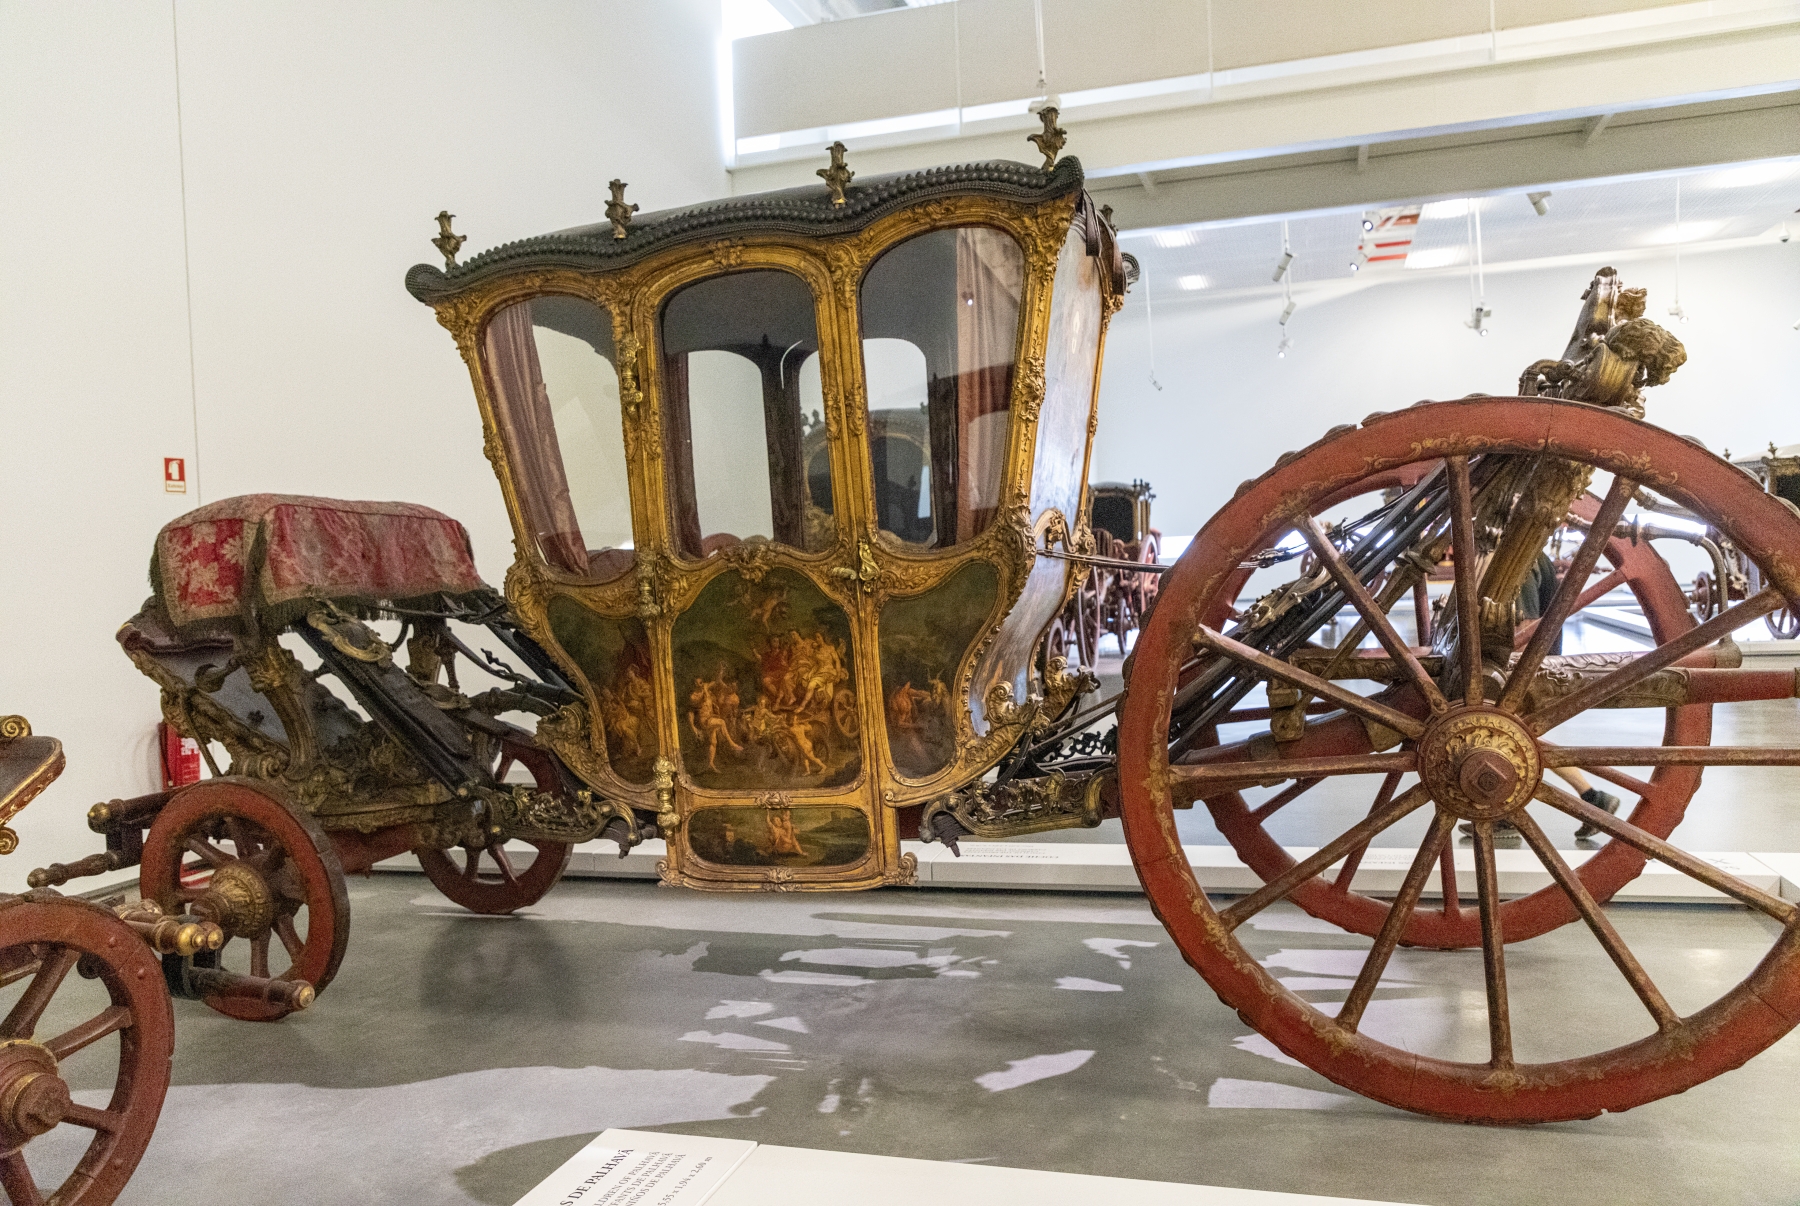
[1088,94,1800,229]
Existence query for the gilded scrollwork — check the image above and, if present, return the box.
[919,769,1103,848]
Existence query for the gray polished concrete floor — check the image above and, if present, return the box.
[26,875,1798,1206]
[21,621,1800,1206]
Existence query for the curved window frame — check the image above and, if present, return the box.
[653,266,837,562]
[479,291,637,583]
[855,223,1027,551]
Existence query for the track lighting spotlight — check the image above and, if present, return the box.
[1348,261,1360,272]
[1527,191,1552,216]
[1277,334,1293,358]
[1361,217,1375,232]
[1465,305,1492,335]
[1272,250,1294,282]
[1280,299,1296,325]
[1669,301,1688,323]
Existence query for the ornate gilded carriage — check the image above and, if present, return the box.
[407,155,1126,891]
[30,120,1800,1130]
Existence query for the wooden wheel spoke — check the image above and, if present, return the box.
[1250,777,1322,822]
[250,931,271,979]
[1501,474,1637,712]
[1,947,79,1040]
[1302,518,1448,713]
[60,1102,122,1132]
[184,837,232,868]
[1445,456,1483,707]
[1412,577,1432,645]
[224,817,258,859]
[1545,745,1800,768]
[1219,784,1431,930]
[1438,839,1462,918]
[1581,764,1654,799]
[1470,820,1514,1070]
[1333,772,1404,892]
[1339,810,1455,1032]
[487,844,520,886]
[274,916,305,965]
[44,1004,133,1061]
[1174,752,1414,791]
[1516,567,1627,647]
[0,1149,42,1206]
[1192,625,1424,740]
[1528,587,1785,733]
[1512,811,1681,1033]
[1537,781,1796,921]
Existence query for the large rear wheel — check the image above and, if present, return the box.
[1119,398,1800,1122]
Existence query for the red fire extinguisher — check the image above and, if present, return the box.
[159,723,204,791]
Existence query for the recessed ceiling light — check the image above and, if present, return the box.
[1420,199,1472,220]
[1645,220,1728,245]
[1177,274,1210,290]
[1405,247,1465,269]
[1705,161,1799,189]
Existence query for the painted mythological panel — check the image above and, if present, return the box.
[672,568,861,791]
[687,804,871,868]
[879,561,999,778]
[544,600,657,784]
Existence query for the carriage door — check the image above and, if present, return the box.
[653,267,883,886]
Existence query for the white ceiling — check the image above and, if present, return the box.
[1121,156,1800,307]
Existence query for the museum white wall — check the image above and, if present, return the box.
[0,0,727,889]
[1092,241,1800,546]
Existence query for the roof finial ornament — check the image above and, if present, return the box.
[606,180,639,241]
[817,141,854,206]
[1028,105,1066,171]
[431,211,465,270]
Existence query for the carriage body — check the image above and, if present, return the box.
[407,159,1127,890]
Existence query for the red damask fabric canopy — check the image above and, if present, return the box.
[153,494,488,628]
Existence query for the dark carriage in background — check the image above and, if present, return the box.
[1041,478,1161,667]
[30,117,1800,1127]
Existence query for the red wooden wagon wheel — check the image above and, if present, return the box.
[1199,482,1710,949]
[416,741,572,915]
[1119,398,1800,1122]
[139,779,349,1022]
[0,892,173,1204]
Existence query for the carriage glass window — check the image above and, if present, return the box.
[481,296,634,580]
[659,270,832,558]
[859,226,1023,547]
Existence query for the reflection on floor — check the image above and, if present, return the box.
[40,879,1800,1206]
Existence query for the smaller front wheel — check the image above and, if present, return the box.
[416,840,571,915]
[139,779,350,1022]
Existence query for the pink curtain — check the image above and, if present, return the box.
[483,303,589,575]
[954,228,1023,542]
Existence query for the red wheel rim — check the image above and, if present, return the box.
[139,779,350,1022]
[0,893,173,1204]
[1118,398,1800,1122]
[416,742,571,915]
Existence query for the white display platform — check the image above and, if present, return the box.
[516,1129,1423,1206]
[375,840,1800,904]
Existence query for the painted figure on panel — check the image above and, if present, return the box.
[672,568,861,790]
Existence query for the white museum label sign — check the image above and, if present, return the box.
[512,1130,755,1206]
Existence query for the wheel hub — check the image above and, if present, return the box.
[1418,706,1542,821]
[0,1041,68,1145]
[193,861,278,937]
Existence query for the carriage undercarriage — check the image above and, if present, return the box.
[12,139,1800,1143]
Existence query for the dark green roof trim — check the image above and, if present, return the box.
[406,157,1085,306]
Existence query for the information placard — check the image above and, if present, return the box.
[512,1130,756,1206]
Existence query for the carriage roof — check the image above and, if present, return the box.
[405,157,1088,305]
